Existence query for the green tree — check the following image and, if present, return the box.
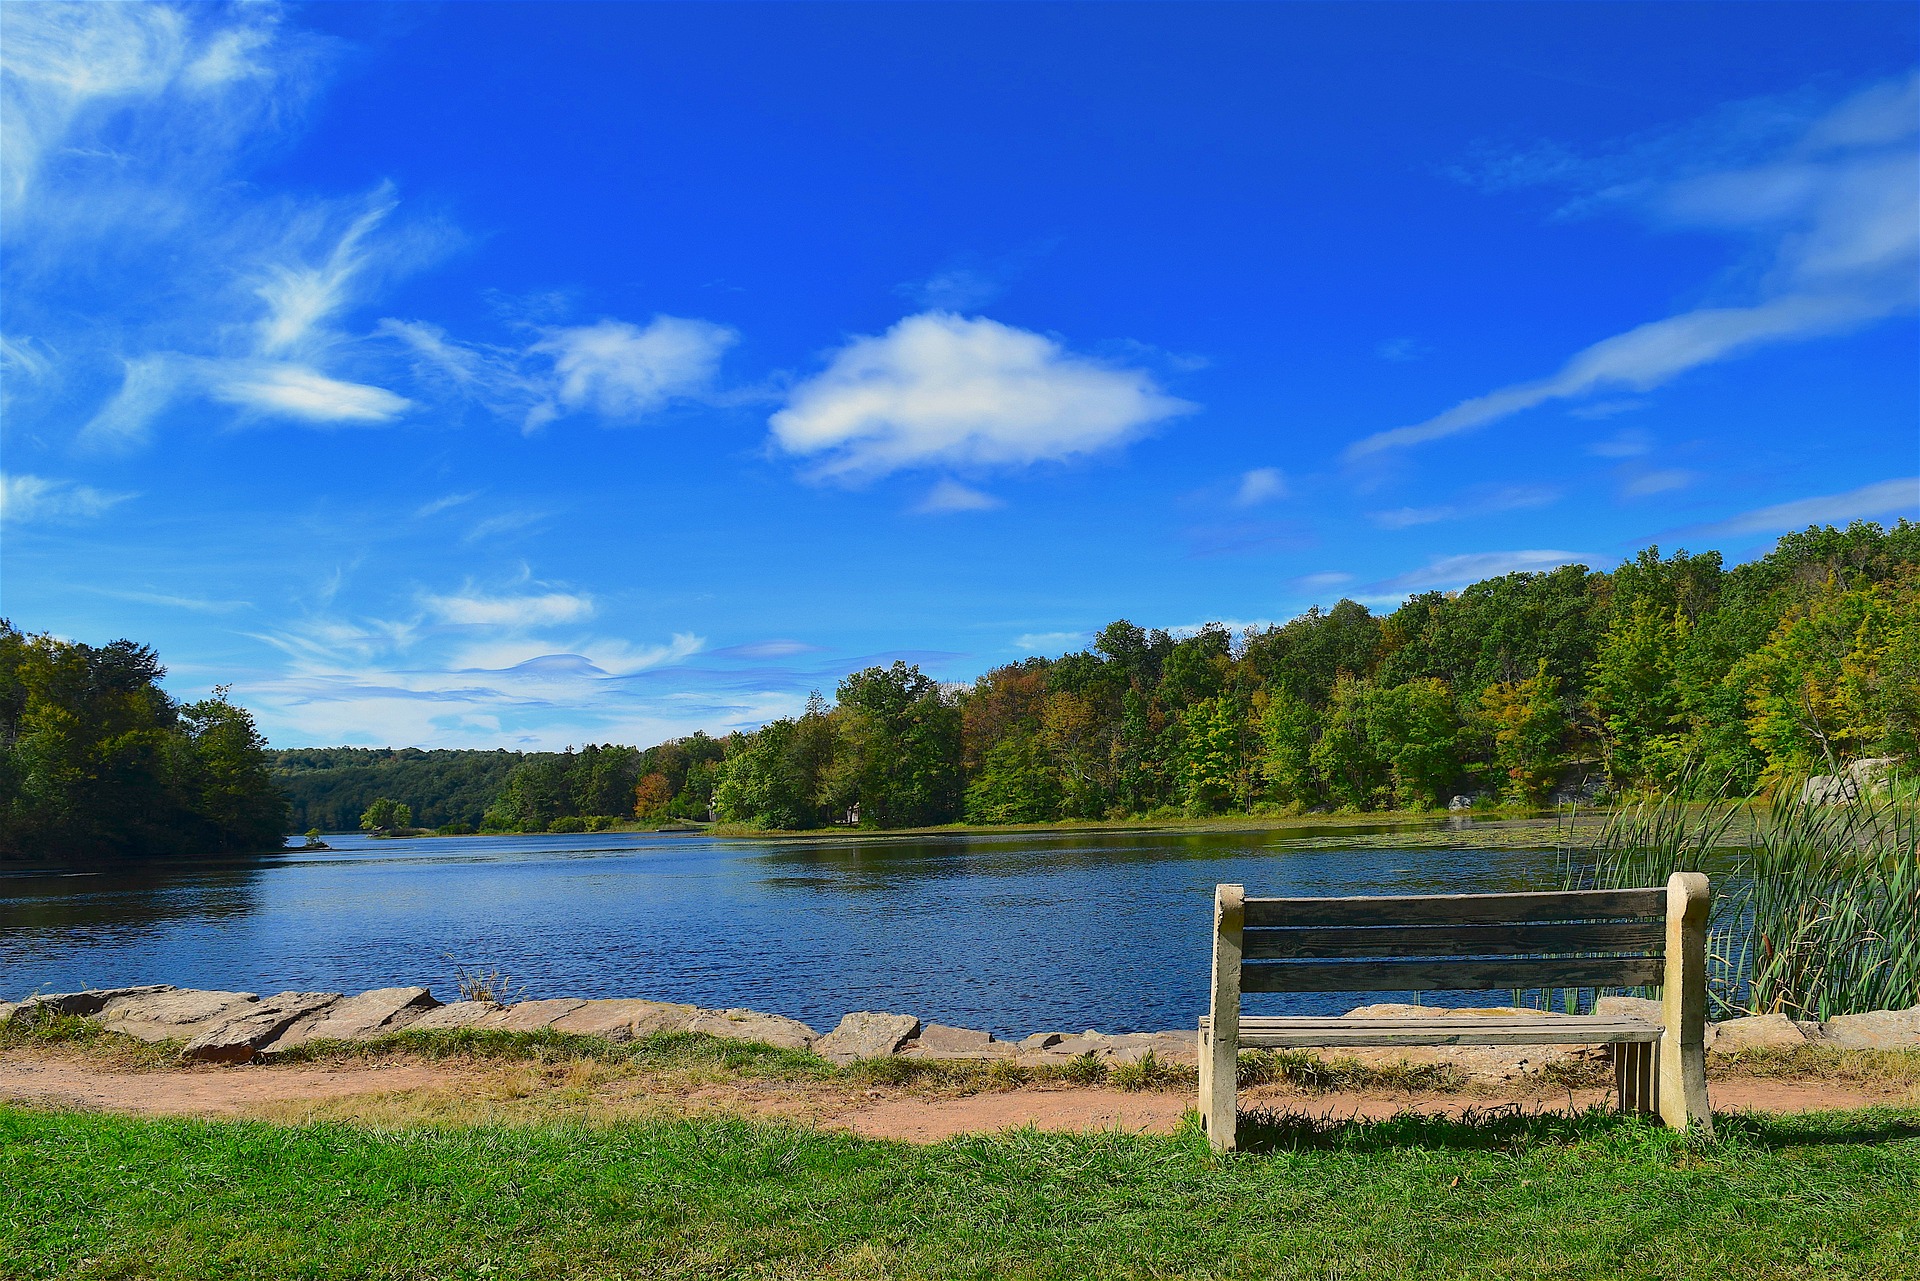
[1310,675,1388,810]
[1257,686,1318,807]
[1468,659,1568,804]
[963,729,1061,823]
[1175,695,1246,815]
[1369,679,1461,809]
[826,662,962,827]
[358,797,413,832]
[1587,600,1692,792]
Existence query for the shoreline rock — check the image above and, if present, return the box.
[7,984,1917,1066]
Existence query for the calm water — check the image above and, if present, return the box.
[0,826,1561,1037]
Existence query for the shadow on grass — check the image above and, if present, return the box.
[1233,1102,1920,1155]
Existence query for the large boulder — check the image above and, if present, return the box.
[1708,1012,1809,1054]
[900,1023,1016,1060]
[6,985,175,1022]
[182,992,341,1062]
[548,998,701,1041]
[474,999,589,1032]
[685,1008,818,1052]
[814,1012,920,1063]
[262,987,440,1054]
[407,1001,505,1031]
[97,989,261,1043]
[1815,1005,1920,1051]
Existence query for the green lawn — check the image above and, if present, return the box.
[4,1105,1916,1280]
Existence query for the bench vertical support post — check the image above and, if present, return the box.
[1202,883,1244,1152]
[1616,1041,1655,1115]
[1658,871,1712,1134]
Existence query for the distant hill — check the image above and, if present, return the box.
[270,748,533,831]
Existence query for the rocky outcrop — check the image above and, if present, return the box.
[1812,1005,1920,1051]
[901,1023,1016,1060]
[548,998,702,1041]
[405,1000,506,1031]
[1707,1012,1811,1053]
[686,1009,818,1051]
[12,981,1919,1069]
[815,1012,921,1063]
[182,992,342,1062]
[264,987,439,1054]
[98,988,262,1043]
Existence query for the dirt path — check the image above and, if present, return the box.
[2,1051,1911,1142]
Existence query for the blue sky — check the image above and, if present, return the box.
[3,2,1916,750]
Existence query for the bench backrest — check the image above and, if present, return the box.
[1224,886,1672,994]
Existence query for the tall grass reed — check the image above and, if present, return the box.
[1562,780,1918,1020]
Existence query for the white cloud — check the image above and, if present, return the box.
[1369,484,1558,529]
[253,194,396,356]
[422,590,596,628]
[1622,469,1695,498]
[1234,467,1288,507]
[76,354,182,451]
[0,472,135,524]
[1696,477,1919,538]
[213,363,411,424]
[1014,631,1087,652]
[1294,571,1354,593]
[769,311,1194,481]
[414,491,480,520]
[1380,550,1592,592]
[1350,74,1919,460]
[87,586,249,613]
[915,479,1003,514]
[1588,428,1653,458]
[527,317,737,429]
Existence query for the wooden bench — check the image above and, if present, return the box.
[1199,874,1711,1151]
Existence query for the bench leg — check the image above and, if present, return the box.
[1659,872,1713,1134]
[1615,1041,1655,1116]
[1204,884,1244,1153]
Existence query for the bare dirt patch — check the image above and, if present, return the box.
[4,1047,1913,1141]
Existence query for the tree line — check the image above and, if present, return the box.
[447,521,1918,833]
[0,622,288,859]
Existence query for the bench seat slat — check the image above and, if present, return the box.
[1243,888,1665,929]
[1241,955,1664,993]
[1198,1014,1662,1047]
[1242,920,1665,959]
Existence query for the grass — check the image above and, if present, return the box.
[3,1102,1917,1279]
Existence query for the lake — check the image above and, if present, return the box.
[0,824,1566,1037]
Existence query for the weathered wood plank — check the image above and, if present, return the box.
[1243,888,1665,929]
[1241,955,1665,993]
[1242,920,1666,959]
[1201,1013,1664,1047]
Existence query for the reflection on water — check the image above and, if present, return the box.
[0,827,1561,1035]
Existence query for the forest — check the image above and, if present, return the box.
[0,623,288,858]
[419,521,1920,833]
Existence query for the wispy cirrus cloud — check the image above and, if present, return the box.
[0,472,135,524]
[1369,483,1559,529]
[1693,477,1918,539]
[769,311,1194,482]
[1234,467,1288,507]
[914,479,1003,514]
[1378,549,1593,593]
[1349,73,1919,461]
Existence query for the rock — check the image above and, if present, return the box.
[548,998,701,1041]
[7,985,176,1022]
[1447,795,1477,811]
[0,1002,15,1026]
[1801,774,1856,806]
[97,989,261,1043]
[1848,756,1900,793]
[406,1001,505,1030]
[182,992,341,1062]
[901,1023,1016,1060]
[814,1012,921,1063]
[1593,995,1664,1027]
[1815,1005,1920,1051]
[262,987,440,1054]
[1708,1012,1809,1054]
[1019,1032,1066,1052]
[685,1008,819,1051]
[475,998,589,1032]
